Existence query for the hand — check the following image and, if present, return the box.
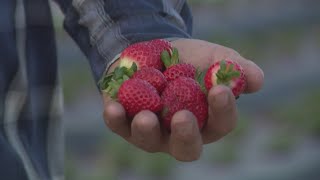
[102,38,264,161]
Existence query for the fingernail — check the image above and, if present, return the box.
[172,111,195,137]
[213,92,229,108]
[177,121,194,136]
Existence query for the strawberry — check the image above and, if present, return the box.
[161,48,196,81]
[164,64,196,82]
[161,77,208,131]
[204,60,246,98]
[132,68,167,93]
[149,39,173,54]
[99,63,163,117]
[118,78,163,117]
[119,39,172,71]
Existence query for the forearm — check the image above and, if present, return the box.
[53,0,193,83]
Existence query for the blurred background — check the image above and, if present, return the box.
[49,0,320,179]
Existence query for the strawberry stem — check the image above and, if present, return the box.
[99,63,138,99]
[125,62,137,77]
[195,68,208,94]
[171,48,179,65]
[161,50,171,68]
[161,48,180,68]
[216,60,240,85]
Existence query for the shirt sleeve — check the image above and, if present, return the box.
[53,0,193,83]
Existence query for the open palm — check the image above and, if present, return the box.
[102,38,264,161]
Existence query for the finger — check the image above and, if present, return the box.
[131,111,164,153]
[202,85,237,144]
[169,110,202,161]
[103,101,131,138]
[235,57,264,94]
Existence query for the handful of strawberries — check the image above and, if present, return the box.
[99,39,246,132]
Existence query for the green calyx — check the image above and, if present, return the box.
[195,68,208,95]
[216,60,240,85]
[161,48,179,68]
[98,63,137,99]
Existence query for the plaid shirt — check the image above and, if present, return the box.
[0,0,192,179]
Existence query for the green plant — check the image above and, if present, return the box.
[274,89,320,136]
[266,132,296,154]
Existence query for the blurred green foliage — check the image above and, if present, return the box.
[274,89,320,136]
[61,65,95,103]
[208,27,306,62]
[65,155,77,180]
[65,136,176,180]
[262,89,320,155]
[209,115,250,164]
[209,141,239,165]
[105,137,175,178]
[266,132,296,154]
[316,28,320,46]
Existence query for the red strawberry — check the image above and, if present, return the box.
[118,78,163,117]
[161,48,196,81]
[204,60,246,97]
[99,64,163,117]
[132,68,167,93]
[161,77,208,131]
[164,64,196,82]
[119,39,172,71]
[149,39,173,54]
